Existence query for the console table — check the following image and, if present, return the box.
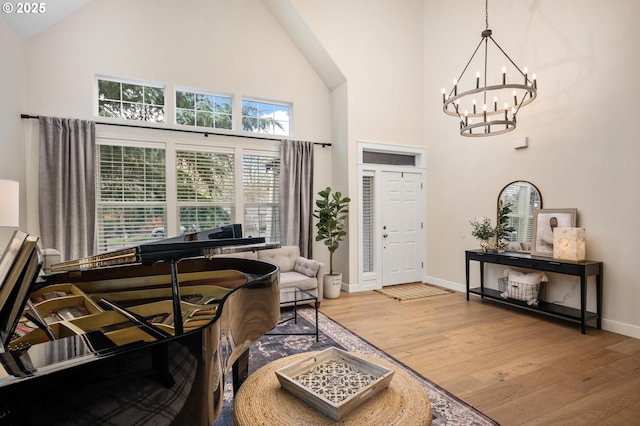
[465,249,603,334]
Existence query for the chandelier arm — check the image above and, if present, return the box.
[487,36,528,79]
[449,38,485,98]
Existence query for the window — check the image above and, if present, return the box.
[176,90,232,130]
[243,154,280,243]
[96,144,166,252]
[362,174,375,272]
[241,99,290,136]
[98,78,165,122]
[176,150,235,232]
[96,139,281,253]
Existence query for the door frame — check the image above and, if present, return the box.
[357,141,426,291]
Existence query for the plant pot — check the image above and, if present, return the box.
[323,274,342,299]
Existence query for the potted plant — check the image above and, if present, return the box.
[313,187,351,298]
[495,201,515,249]
[469,217,496,252]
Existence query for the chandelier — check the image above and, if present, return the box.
[442,0,537,137]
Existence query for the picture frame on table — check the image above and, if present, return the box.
[531,208,577,257]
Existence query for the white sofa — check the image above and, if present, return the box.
[217,246,324,305]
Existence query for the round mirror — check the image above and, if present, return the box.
[497,181,542,247]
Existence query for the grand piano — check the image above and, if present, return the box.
[0,225,280,425]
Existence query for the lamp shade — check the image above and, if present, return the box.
[553,227,586,261]
[0,180,19,227]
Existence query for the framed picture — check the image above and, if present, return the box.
[531,208,577,257]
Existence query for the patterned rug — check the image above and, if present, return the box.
[375,282,454,301]
[214,307,497,426]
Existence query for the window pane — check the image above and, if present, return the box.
[99,80,121,101]
[176,108,195,126]
[196,94,215,112]
[242,100,259,117]
[215,113,232,130]
[179,206,233,232]
[96,205,166,252]
[145,86,164,106]
[176,91,195,109]
[122,83,143,102]
[99,100,121,118]
[196,111,214,127]
[258,102,274,118]
[215,97,231,113]
[242,117,258,132]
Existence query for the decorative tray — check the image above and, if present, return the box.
[275,347,394,420]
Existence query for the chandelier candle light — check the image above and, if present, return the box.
[442,0,537,137]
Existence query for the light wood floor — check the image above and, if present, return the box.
[319,289,640,426]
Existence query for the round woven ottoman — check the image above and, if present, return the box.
[233,351,432,425]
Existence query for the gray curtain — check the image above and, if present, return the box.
[279,140,314,258]
[39,117,96,261]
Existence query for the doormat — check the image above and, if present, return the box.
[375,282,453,301]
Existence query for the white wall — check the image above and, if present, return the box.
[290,0,426,284]
[0,18,26,243]
[424,0,640,337]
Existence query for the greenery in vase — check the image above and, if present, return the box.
[470,217,496,243]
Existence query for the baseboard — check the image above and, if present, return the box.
[426,276,640,339]
[601,319,640,339]
[425,276,465,293]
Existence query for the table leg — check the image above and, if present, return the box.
[596,266,603,329]
[479,261,485,298]
[314,299,319,342]
[465,254,470,301]
[580,274,587,334]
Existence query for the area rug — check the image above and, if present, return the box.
[214,306,497,426]
[375,282,454,301]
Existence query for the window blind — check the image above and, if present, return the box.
[362,175,375,272]
[176,150,235,231]
[243,154,280,242]
[96,145,166,252]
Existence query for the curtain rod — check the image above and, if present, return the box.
[20,114,331,147]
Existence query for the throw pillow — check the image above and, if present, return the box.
[294,257,320,277]
[501,268,548,306]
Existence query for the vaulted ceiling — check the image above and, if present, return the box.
[2,0,91,39]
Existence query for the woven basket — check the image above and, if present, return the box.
[498,277,545,305]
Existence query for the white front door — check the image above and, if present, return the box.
[381,171,424,286]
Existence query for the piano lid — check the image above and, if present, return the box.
[0,231,43,351]
[50,224,270,272]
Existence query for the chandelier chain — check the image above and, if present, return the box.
[485,0,489,30]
